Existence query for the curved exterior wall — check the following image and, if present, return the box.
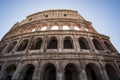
[0,9,120,80]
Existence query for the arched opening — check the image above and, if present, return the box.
[7,41,17,53]
[3,64,16,80]
[0,65,1,71]
[62,26,70,30]
[51,26,59,30]
[47,37,58,49]
[20,64,34,80]
[92,39,104,50]
[31,38,42,50]
[79,37,90,49]
[104,41,116,52]
[74,26,80,30]
[17,39,29,51]
[41,26,47,31]
[64,37,73,49]
[105,64,119,80]
[64,63,78,80]
[86,63,103,80]
[0,44,7,53]
[43,63,56,80]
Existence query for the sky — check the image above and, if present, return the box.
[0,0,120,52]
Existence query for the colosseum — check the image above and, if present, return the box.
[0,9,120,80]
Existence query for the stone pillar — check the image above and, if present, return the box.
[57,71,63,80]
[0,62,7,80]
[70,23,74,30]
[79,69,87,80]
[113,60,120,78]
[32,61,40,80]
[41,34,47,52]
[58,23,62,30]
[79,60,88,80]
[59,34,63,52]
[12,62,23,80]
[87,37,96,52]
[57,60,64,80]
[47,23,51,30]
[99,39,106,51]
[80,23,86,31]
[73,32,79,52]
[98,60,109,80]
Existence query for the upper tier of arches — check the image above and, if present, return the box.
[0,34,117,56]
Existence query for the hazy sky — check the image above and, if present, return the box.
[0,0,120,52]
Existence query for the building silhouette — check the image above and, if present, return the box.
[0,9,120,80]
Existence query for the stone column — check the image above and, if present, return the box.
[87,37,96,52]
[41,34,47,52]
[98,60,109,80]
[0,62,7,80]
[70,23,74,30]
[57,70,63,80]
[12,62,23,80]
[32,61,40,80]
[79,69,87,80]
[79,60,88,80]
[59,34,63,53]
[113,60,120,78]
[47,23,51,30]
[58,23,62,30]
[57,60,64,80]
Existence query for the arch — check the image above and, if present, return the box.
[7,41,17,53]
[64,63,78,80]
[105,64,119,80]
[41,26,47,31]
[51,26,59,30]
[0,44,7,53]
[86,63,103,80]
[17,39,29,51]
[47,37,58,49]
[74,26,80,30]
[79,37,90,49]
[31,38,42,50]
[64,37,74,49]
[19,64,34,80]
[2,64,16,80]
[42,63,56,80]
[104,41,116,52]
[92,39,104,50]
[0,65,1,71]
[62,26,70,30]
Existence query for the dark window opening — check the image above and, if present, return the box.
[65,64,78,80]
[47,38,57,49]
[17,39,28,51]
[104,41,117,52]
[45,15,48,17]
[64,38,73,49]
[86,65,97,80]
[105,64,119,80]
[31,38,42,50]
[5,65,16,80]
[92,39,104,50]
[86,64,103,80]
[79,38,90,49]
[24,65,34,80]
[7,41,17,53]
[64,14,67,16]
[0,44,7,53]
[43,64,56,80]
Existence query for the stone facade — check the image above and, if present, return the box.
[0,9,120,80]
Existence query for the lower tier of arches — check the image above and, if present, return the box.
[0,59,120,80]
